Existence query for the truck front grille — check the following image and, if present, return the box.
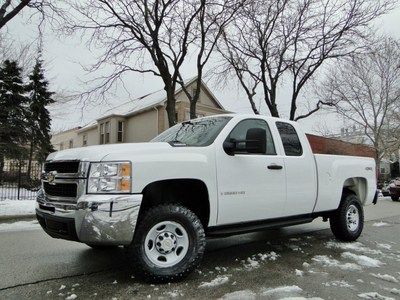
[44,161,80,174]
[43,182,77,198]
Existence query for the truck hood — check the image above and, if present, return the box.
[47,142,172,162]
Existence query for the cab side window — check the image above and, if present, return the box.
[227,119,276,155]
[276,122,303,156]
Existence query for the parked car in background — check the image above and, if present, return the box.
[389,178,400,201]
[381,181,392,197]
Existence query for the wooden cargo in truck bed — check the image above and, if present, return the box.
[306,134,376,159]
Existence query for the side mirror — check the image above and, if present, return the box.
[246,128,266,154]
[223,128,266,155]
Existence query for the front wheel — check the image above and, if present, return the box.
[330,193,364,241]
[391,195,399,202]
[129,204,206,283]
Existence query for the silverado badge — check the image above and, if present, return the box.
[47,171,57,185]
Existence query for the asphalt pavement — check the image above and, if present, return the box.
[0,197,400,299]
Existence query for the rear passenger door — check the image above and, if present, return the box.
[275,121,317,216]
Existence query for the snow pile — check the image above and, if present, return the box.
[261,285,303,297]
[370,273,399,283]
[322,280,353,288]
[220,290,256,300]
[65,294,77,300]
[242,257,260,270]
[164,290,183,298]
[0,220,40,232]
[372,222,390,227]
[257,251,279,261]
[325,241,382,255]
[390,288,400,295]
[357,292,395,300]
[199,275,229,288]
[341,252,384,267]
[376,243,392,250]
[295,269,304,277]
[311,255,361,271]
[0,200,36,217]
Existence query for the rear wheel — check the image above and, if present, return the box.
[391,195,399,202]
[129,204,206,283]
[330,193,364,241]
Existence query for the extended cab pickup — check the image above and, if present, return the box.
[36,114,377,282]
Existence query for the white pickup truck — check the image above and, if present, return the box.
[36,114,377,282]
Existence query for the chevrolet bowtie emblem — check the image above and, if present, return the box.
[47,171,57,185]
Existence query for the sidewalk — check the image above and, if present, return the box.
[0,200,36,221]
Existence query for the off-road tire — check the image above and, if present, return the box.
[129,204,206,283]
[391,195,399,202]
[330,193,364,241]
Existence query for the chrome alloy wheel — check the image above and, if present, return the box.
[346,204,360,232]
[144,221,189,268]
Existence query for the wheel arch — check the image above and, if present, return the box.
[139,178,210,228]
[342,177,368,205]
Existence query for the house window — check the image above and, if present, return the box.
[82,134,87,146]
[69,140,73,149]
[105,121,110,143]
[100,123,104,144]
[117,121,124,142]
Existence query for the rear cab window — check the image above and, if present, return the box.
[275,122,303,156]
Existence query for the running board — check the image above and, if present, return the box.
[207,216,315,237]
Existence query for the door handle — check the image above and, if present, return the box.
[268,164,283,170]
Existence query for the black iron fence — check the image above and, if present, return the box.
[0,160,42,200]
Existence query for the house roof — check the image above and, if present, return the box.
[78,77,224,132]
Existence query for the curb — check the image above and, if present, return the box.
[0,214,36,222]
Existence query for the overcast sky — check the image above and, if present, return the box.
[6,3,400,134]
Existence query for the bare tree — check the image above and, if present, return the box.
[176,0,243,119]
[0,0,62,30]
[216,0,394,120]
[68,0,217,127]
[318,37,400,162]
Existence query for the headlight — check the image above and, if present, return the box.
[88,161,131,193]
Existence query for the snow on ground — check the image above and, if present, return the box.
[390,288,400,295]
[65,294,77,300]
[279,297,324,300]
[295,269,304,277]
[311,255,362,271]
[219,290,256,300]
[242,257,260,270]
[198,275,230,288]
[370,273,399,283]
[341,252,384,267]
[372,222,391,227]
[0,200,36,217]
[261,285,303,296]
[322,280,353,288]
[325,241,383,255]
[0,220,39,232]
[376,243,392,250]
[357,292,395,300]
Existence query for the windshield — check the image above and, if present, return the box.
[151,116,232,146]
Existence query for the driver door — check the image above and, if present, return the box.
[216,119,287,225]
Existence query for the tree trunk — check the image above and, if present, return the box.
[0,153,4,183]
[165,85,177,127]
[27,140,34,180]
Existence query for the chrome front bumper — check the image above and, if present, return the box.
[36,191,142,245]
